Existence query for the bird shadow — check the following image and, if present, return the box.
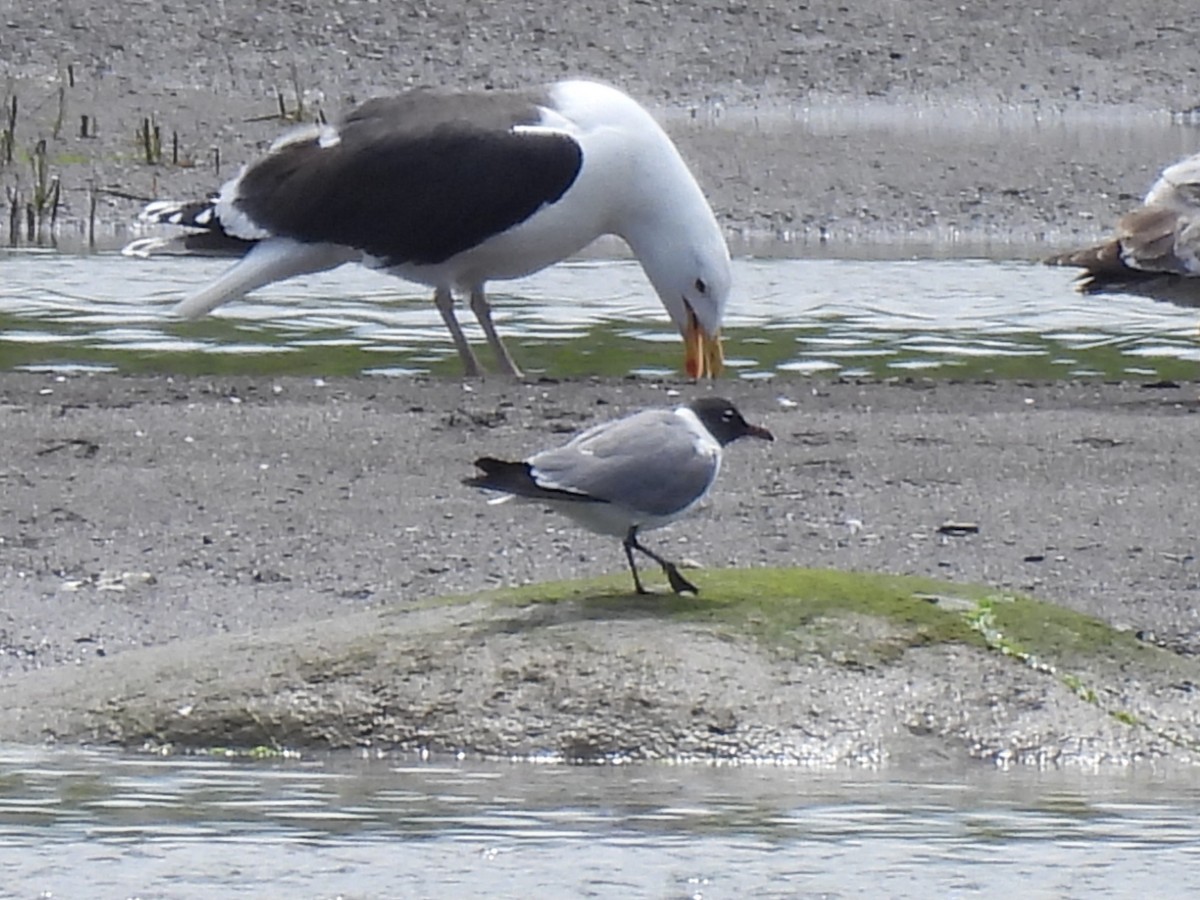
[480,583,715,637]
[1082,278,1200,309]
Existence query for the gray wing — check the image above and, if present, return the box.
[528,410,719,516]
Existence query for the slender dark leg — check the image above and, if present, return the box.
[622,534,649,594]
[469,287,524,378]
[434,286,483,377]
[623,526,699,595]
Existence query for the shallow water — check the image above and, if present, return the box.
[2,249,1200,380]
[6,102,1200,381]
[2,746,1199,898]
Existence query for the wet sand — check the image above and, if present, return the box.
[4,374,1200,673]
[2,4,1200,760]
[1,374,1199,762]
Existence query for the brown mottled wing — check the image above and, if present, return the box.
[1048,150,1200,293]
[1045,239,1123,274]
[1047,201,1200,294]
[1114,206,1193,275]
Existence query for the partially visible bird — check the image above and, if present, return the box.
[463,397,774,595]
[122,79,730,378]
[1047,150,1200,304]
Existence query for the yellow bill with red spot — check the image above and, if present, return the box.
[684,305,724,379]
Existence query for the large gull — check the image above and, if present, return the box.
[123,79,730,377]
[464,397,773,595]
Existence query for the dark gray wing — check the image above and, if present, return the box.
[231,90,583,265]
[528,410,719,516]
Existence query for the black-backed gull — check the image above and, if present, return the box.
[124,79,730,377]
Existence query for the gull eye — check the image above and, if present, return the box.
[694,278,707,295]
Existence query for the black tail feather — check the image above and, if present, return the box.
[139,196,222,229]
[462,457,535,494]
[176,231,258,257]
[124,196,258,259]
[463,457,601,504]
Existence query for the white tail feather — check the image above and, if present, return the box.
[138,200,190,222]
[171,238,356,319]
[121,236,174,258]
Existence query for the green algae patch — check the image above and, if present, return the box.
[977,593,1150,666]
[471,566,1152,671]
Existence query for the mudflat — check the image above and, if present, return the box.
[5,374,1200,666]
[1,374,1198,763]
[2,3,1200,762]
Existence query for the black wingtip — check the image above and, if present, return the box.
[463,457,532,493]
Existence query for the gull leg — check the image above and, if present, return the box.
[469,286,524,378]
[622,531,649,595]
[434,286,482,377]
[624,526,699,595]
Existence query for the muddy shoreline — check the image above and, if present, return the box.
[4,1,1200,250]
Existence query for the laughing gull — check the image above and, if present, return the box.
[122,79,730,378]
[464,397,773,595]
[1047,150,1200,303]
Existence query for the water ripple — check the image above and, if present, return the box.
[1,250,1199,379]
[1,747,1200,897]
